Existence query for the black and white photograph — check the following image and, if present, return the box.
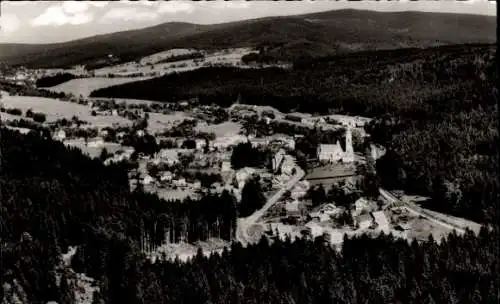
[0,0,498,303]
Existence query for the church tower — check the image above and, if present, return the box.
[342,122,355,163]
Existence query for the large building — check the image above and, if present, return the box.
[317,124,355,163]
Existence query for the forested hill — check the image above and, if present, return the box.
[0,9,495,68]
[0,128,237,303]
[92,43,498,224]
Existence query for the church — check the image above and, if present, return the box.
[316,124,355,163]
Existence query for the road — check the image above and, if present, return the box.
[379,188,466,234]
[236,168,305,246]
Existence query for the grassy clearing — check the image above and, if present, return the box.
[48,77,151,97]
[148,112,194,134]
[63,139,124,159]
[1,95,132,128]
[194,121,242,137]
[93,48,254,79]
[306,163,357,180]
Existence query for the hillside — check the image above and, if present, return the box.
[0,9,495,68]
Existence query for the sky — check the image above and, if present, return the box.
[0,0,496,44]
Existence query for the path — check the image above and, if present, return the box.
[237,168,305,246]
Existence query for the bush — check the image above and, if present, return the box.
[32,112,47,123]
[6,108,22,116]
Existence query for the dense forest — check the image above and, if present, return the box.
[36,73,78,88]
[92,43,497,224]
[0,128,238,303]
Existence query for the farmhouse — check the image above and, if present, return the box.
[54,129,66,141]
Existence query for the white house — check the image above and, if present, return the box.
[235,167,256,189]
[195,139,207,150]
[221,161,232,172]
[87,138,104,148]
[160,171,173,182]
[173,178,187,187]
[193,181,202,189]
[54,129,66,141]
[142,175,154,185]
[285,200,301,217]
[291,180,309,200]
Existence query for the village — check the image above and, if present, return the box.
[0,63,481,262]
[2,85,480,261]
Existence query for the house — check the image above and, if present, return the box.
[355,213,374,230]
[136,130,145,137]
[160,171,173,182]
[195,139,206,150]
[221,161,232,172]
[173,178,187,187]
[193,181,202,189]
[250,137,269,148]
[235,167,256,189]
[285,200,301,217]
[111,109,118,116]
[54,129,66,141]
[87,138,104,148]
[291,180,309,200]
[142,175,154,185]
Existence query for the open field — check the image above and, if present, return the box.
[147,238,230,263]
[1,95,132,128]
[63,139,125,159]
[194,121,242,137]
[306,163,357,180]
[148,112,194,134]
[48,77,151,97]
[93,48,254,78]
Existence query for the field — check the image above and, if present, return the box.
[147,238,230,262]
[48,77,151,97]
[148,112,194,134]
[93,48,254,78]
[194,121,242,137]
[63,139,125,159]
[1,95,132,128]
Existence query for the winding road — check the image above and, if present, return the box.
[236,167,305,246]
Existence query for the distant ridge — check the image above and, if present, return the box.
[0,9,495,68]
